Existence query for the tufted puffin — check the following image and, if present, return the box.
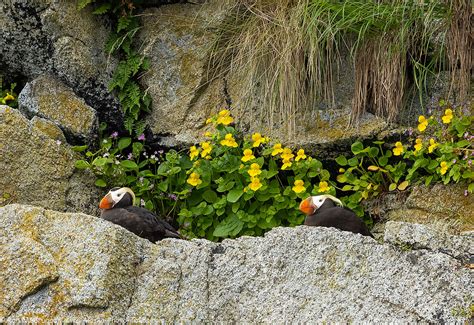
[99,187,181,242]
[299,194,373,237]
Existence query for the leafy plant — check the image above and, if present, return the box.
[78,0,151,135]
[336,100,473,212]
[0,79,18,108]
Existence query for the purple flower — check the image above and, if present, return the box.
[111,131,119,138]
[464,190,468,196]
[464,132,469,139]
[127,153,133,160]
[56,140,62,146]
[452,159,456,164]
[138,134,145,141]
[168,193,178,201]
[468,160,472,166]
[140,199,145,207]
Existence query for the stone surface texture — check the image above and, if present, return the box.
[1,204,472,323]
[383,184,474,233]
[0,106,100,215]
[0,0,122,130]
[18,75,98,143]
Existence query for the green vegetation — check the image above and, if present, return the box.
[336,101,474,214]
[78,0,151,135]
[0,79,18,108]
[76,106,473,240]
[72,0,472,241]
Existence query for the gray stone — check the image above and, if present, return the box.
[19,75,98,143]
[1,204,472,323]
[0,0,122,130]
[0,106,100,215]
[384,221,473,263]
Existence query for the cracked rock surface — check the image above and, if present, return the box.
[0,106,100,215]
[1,204,472,323]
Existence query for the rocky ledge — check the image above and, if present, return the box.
[0,204,472,323]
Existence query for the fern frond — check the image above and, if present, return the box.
[77,0,95,10]
[93,3,111,15]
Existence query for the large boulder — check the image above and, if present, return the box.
[0,106,100,215]
[18,75,99,143]
[1,204,472,323]
[0,0,122,130]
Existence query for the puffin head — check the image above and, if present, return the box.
[299,194,343,215]
[99,187,136,210]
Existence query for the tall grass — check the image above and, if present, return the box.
[209,0,469,138]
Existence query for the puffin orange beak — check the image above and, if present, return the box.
[299,197,315,215]
[99,194,114,209]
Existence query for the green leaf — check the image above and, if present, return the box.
[213,215,244,237]
[92,3,111,14]
[227,189,243,203]
[217,181,235,192]
[425,175,433,186]
[92,157,108,167]
[75,160,90,169]
[389,183,397,191]
[95,179,107,187]
[348,157,358,167]
[77,0,94,10]
[342,185,353,191]
[378,156,388,166]
[71,145,88,152]
[351,141,364,154]
[117,16,131,33]
[468,183,474,193]
[157,181,168,192]
[335,155,348,166]
[203,190,218,203]
[427,160,438,170]
[368,147,379,158]
[118,137,132,150]
[120,160,138,169]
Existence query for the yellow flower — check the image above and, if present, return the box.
[271,143,284,156]
[220,133,238,147]
[428,138,438,153]
[187,172,202,186]
[200,142,212,158]
[281,147,294,161]
[205,118,212,125]
[241,149,255,162]
[292,180,306,193]
[252,133,267,147]
[204,131,212,137]
[216,109,234,125]
[3,93,14,101]
[247,163,262,177]
[439,161,448,175]
[295,149,307,161]
[393,141,404,156]
[414,138,423,152]
[281,158,292,170]
[189,146,199,160]
[248,177,263,191]
[442,108,453,124]
[417,115,428,132]
[318,181,330,193]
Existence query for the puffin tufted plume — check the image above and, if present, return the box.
[299,195,373,237]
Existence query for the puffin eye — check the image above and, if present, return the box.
[319,199,322,202]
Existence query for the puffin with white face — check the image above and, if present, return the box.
[299,194,373,237]
[99,187,181,242]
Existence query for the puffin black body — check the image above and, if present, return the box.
[99,187,180,243]
[300,195,373,237]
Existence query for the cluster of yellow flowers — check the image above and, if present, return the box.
[394,108,456,176]
[188,109,334,195]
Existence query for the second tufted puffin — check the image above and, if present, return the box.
[299,194,373,237]
[99,187,181,242]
